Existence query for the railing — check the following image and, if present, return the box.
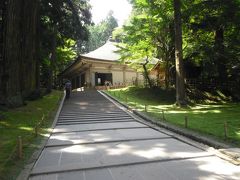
[0,113,48,175]
[106,91,240,143]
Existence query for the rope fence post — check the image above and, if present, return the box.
[41,114,45,126]
[224,121,228,139]
[162,110,165,120]
[18,136,23,159]
[185,116,188,128]
[144,104,147,112]
[35,125,38,137]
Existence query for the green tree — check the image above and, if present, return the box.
[174,0,186,106]
[85,11,118,52]
[0,0,39,107]
[182,0,240,81]
[39,0,91,92]
[115,0,175,88]
[118,0,240,102]
[0,0,91,107]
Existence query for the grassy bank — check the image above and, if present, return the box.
[106,87,240,146]
[0,90,63,180]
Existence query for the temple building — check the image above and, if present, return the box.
[61,40,147,89]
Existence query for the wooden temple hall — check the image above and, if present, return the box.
[60,39,146,90]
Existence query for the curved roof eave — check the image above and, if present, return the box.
[59,56,82,77]
[81,40,121,61]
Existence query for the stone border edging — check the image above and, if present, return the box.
[100,91,227,147]
[100,90,240,165]
[17,91,66,180]
[52,91,66,128]
[132,110,230,149]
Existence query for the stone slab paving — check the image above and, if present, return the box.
[30,156,240,180]
[53,122,147,133]
[29,90,240,180]
[31,138,212,175]
[47,127,169,146]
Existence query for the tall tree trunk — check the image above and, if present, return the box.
[143,58,153,88]
[165,57,170,89]
[0,0,6,105]
[2,0,23,107]
[21,0,39,98]
[215,26,227,81]
[173,0,186,106]
[0,0,39,107]
[47,28,57,93]
[35,6,40,91]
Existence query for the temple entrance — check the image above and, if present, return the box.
[80,73,85,87]
[95,73,112,86]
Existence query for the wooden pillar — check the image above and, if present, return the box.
[108,65,113,85]
[88,64,92,87]
[136,71,139,86]
[123,66,126,85]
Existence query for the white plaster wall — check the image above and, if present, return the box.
[92,68,109,74]
[86,66,145,86]
[85,71,90,85]
[91,72,95,86]
[138,73,144,80]
[112,71,123,85]
[125,71,137,85]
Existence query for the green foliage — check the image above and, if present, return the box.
[0,90,63,180]
[84,11,118,52]
[116,0,174,61]
[56,39,77,71]
[182,0,240,79]
[114,0,175,88]
[39,0,92,89]
[107,87,240,146]
[118,0,240,93]
[112,27,124,42]
[40,0,91,40]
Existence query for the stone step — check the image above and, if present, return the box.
[53,121,147,133]
[30,138,212,176]
[47,127,170,146]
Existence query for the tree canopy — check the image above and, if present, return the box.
[84,11,118,52]
[0,0,92,107]
[1,0,240,107]
[115,0,240,104]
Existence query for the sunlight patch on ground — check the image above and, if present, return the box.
[40,132,52,137]
[165,110,188,114]
[62,145,96,154]
[77,87,85,91]
[191,104,226,110]
[236,132,240,138]
[133,147,167,159]
[0,121,10,127]
[74,102,89,105]
[191,110,221,114]
[196,157,240,177]
[150,105,174,110]
[107,144,132,156]
[19,127,33,131]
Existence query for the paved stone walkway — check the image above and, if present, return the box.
[29,90,240,180]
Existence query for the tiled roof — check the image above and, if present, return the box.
[81,40,120,61]
[81,40,160,65]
